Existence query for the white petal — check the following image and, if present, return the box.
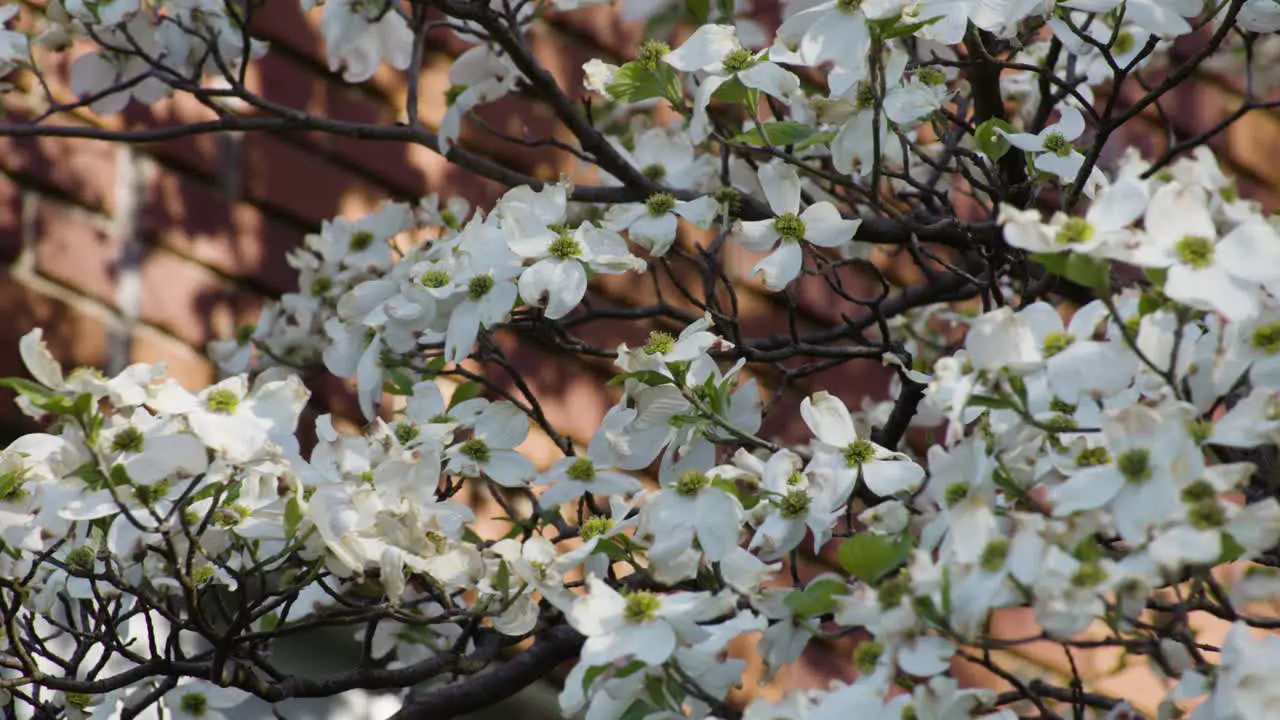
[19,329,64,389]
[738,61,800,100]
[750,242,803,291]
[758,162,802,216]
[664,24,740,73]
[800,391,856,447]
[799,202,860,247]
[735,219,781,252]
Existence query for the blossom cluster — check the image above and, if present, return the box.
[2,0,1280,718]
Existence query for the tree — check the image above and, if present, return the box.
[1,0,1280,717]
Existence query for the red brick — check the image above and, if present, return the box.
[131,328,215,390]
[137,249,266,348]
[0,175,23,262]
[141,169,300,294]
[0,275,110,409]
[0,107,117,213]
[33,199,119,306]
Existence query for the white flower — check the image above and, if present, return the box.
[568,575,724,665]
[734,163,861,291]
[641,462,745,563]
[801,391,925,498]
[1002,105,1090,184]
[603,193,718,257]
[162,678,247,720]
[536,445,642,507]
[444,401,535,487]
[319,0,413,83]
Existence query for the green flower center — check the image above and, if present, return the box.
[64,692,93,709]
[837,0,862,13]
[426,530,447,551]
[1252,323,1280,355]
[645,192,677,217]
[1055,216,1094,245]
[1188,500,1226,530]
[900,705,919,720]
[1071,562,1108,587]
[1112,31,1135,55]
[876,574,909,609]
[643,330,676,355]
[721,48,757,73]
[772,212,806,243]
[234,323,256,344]
[1181,478,1216,504]
[979,538,1010,572]
[467,274,495,301]
[549,233,583,259]
[854,641,883,673]
[786,470,805,486]
[133,480,170,507]
[459,438,491,464]
[1187,419,1213,445]
[1075,446,1111,467]
[192,566,216,585]
[420,269,450,288]
[349,230,375,252]
[843,439,876,467]
[854,82,876,111]
[111,426,145,454]
[623,590,661,622]
[943,481,969,508]
[66,546,95,571]
[1117,448,1151,484]
[675,470,710,496]
[778,488,811,519]
[310,275,333,296]
[916,67,947,86]
[642,164,667,182]
[180,691,208,716]
[1041,132,1072,157]
[712,186,741,213]
[1041,331,1075,358]
[566,457,596,482]
[204,389,240,414]
[1174,235,1214,269]
[1049,397,1077,415]
[637,40,670,70]
[395,423,420,445]
[580,516,615,541]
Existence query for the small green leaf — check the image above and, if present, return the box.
[1031,252,1111,292]
[974,118,1014,162]
[283,496,303,540]
[608,370,674,387]
[711,75,748,103]
[732,121,816,147]
[607,61,681,106]
[873,14,943,40]
[965,394,1012,410]
[1218,533,1245,564]
[837,532,913,584]
[686,0,710,24]
[385,370,416,395]
[1144,267,1168,288]
[449,380,480,408]
[494,559,511,597]
[0,377,56,404]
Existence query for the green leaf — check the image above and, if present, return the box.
[686,0,710,24]
[837,532,913,584]
[385,370,416,395]
[974,118,1014,162]
[783,577,845,617]
[711,75,748,103]
[731,121,816,147]
[449,380,480,409]
[608,370,674,387]
[1030,252,1111,292]
[607,61,681,106]
[965,394,1011,410]
[494,559,511,597]
[1144,267,1168,289]
[283,496,303,540]
[874,14,943,40]
[1218,533,1245,564]
[0,378,56,404]
[795,130,837,152]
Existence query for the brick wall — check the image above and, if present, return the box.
[2,5,1278,714]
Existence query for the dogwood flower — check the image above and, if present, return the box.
[733,163,861,290]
